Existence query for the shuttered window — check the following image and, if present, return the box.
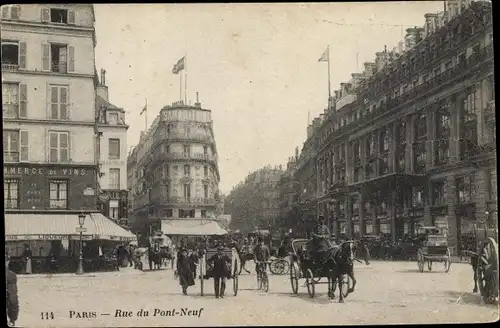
[49,85,69,119]
[109,169,120,190]
[49,131,69,163]
[109,138,120,159]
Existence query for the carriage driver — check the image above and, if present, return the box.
[310,215,331,264]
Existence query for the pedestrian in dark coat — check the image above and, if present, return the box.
[207,245,231,298]
[6,253,19,326]
[22,244,32,274]
[176,248,195,295]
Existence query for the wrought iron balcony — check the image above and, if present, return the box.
[1,63,19,71]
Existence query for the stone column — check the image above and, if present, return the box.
[478,77,494,145]
[390,190,397,243]
[424,180,433,226]
[374,131,380,176]
[426,107,436,169]
[360,137,367,179]
[334,202,341,238]
[345,195,352,238]
[406,115,415,173]
[450,94,464,163]
[359,190,366,236]
[388,123,396,173]
[474,168,489,225]
[346,143,353,184]
[446,175,458,256]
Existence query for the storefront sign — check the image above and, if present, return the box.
[6,234,92,241]
[4,166,89,177]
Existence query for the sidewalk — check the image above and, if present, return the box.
[18,266,147,279]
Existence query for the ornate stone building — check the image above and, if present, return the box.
[281,0,495,254]
[226,166,283,234]
[128,101,222,237]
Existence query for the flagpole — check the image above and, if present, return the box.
[184,53,187,104]
[145,98,148,131]
[327,45,331,100]
[180,71,183,102]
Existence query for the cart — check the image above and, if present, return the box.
[463,217,498,304]
[200,246,240,296]
[415,226,451,273]
[289,239,349,298]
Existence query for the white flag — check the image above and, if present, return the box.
[318,47,329,62]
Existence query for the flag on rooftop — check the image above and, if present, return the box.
[172,56,185,74]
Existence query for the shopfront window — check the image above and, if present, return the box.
[4,179,19,209]
[432,180,447,206]
[456,175,475,204]
[49,180,68,209]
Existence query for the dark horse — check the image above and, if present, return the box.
[233,244,254,274]
[323,241,357,303]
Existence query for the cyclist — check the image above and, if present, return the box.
[253,236,271,275]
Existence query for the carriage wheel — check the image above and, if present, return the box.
[444,248,451,273]
[270,259,288,275]
[233,275,239,296]
[417,249,424,273]
[305,269,315,298]
[477,238,499,304]
[290,262,299,294]
[428,260,433,271]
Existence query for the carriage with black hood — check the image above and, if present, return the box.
[289,238,356,302]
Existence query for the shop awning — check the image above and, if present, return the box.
[5,213,96,241]
[161,219,227,236]
[5,213,137,242]
[90,213,137,242]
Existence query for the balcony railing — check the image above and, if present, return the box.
[167,131,213,142]
[51,61,67,73]
[1,63,19,71]
[164,152,215,162]
[165,197,216,206]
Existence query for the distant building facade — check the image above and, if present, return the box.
[226,166,284,233]
[280,1,495,254]
[95,69,129,226]
[127,101,221,237]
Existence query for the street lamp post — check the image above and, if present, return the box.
[76,213,86,275]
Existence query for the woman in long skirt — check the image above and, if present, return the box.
[176,248,195,295]
[22,244,32,274]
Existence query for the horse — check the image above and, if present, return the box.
[233,244,255,274]
[322,241,357,303]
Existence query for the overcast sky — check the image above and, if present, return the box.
[94,2,444,194]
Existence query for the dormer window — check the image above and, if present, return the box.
[108,113,118,125]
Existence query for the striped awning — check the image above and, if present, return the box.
[5,213,136,242]
[5,213,96,241]
[161,219,227,236]
[90,213,137,242]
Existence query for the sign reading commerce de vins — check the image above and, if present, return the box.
[4,167,88,176]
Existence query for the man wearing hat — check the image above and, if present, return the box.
[253,236,270,276]
[310,215,331,264]
[207,244,231,299]
[6,250,19,327]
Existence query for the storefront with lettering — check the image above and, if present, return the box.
[4,164,98,211]
[98,190,128,221]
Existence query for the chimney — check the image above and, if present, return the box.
[295,147,299,160]
[398,41,404,53]
[96,69,109,101]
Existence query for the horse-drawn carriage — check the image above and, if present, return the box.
[415,226,451,273]
[463,217,498,304]
[289,239,352,302]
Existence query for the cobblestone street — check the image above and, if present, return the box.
[16,261,498,327]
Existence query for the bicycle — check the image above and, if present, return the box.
[255,260,271,292]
